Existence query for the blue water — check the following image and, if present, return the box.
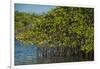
[15,40,90,65]
[15,40,38,65]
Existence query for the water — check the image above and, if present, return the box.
[15,40,38,65]
[15,40,91,65]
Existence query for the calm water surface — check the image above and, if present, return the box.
[15,40,89,65]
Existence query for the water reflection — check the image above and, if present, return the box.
[15,40,38,65]
[15,40,91,65]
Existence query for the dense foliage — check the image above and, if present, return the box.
[15,6,94,54]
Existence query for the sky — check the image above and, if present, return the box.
[15,4,56,14]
